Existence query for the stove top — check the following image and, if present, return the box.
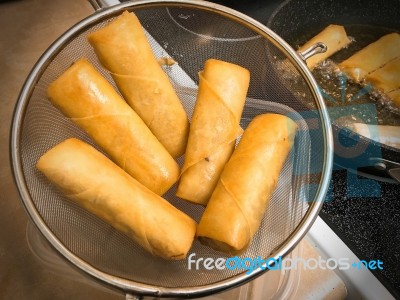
[321,170,400,298]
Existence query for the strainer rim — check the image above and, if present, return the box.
[10,0,333,297]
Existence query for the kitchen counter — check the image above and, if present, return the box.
[0,0,119,298]
[0,0,346,299]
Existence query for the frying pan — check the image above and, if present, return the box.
[10,0,333,298]
[268,0,400,183]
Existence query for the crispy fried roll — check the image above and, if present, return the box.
[339,33,400,82]
[88,11,189,158]
[176,59,250,205]
[197,114,297,254]
[37,138,196,260]
[47,58,179,195]
[298,24,351,70]
[366,57,400,92]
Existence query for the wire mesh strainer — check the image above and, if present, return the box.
[10,0,333,298]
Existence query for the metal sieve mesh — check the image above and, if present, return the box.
[11,1,332,297]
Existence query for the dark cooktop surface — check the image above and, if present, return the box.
[321,170,400,298]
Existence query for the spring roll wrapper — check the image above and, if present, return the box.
[339,33,400,82]
[36,138,196,260]
[365,57,400,92]
[47,58,179,195]
[298,24,351,70]
[176,59,250,205]
[196,114,298,254]
[387,89,400,107]
[88,11,189,158]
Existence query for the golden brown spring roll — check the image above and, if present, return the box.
[197,114,297,254]
[47,58,179,195]
[298,24,351,70]
[176,59,250,206]
[339,33,400,82]
[365,57,400,92]
[387,89,400,107]
[36,138,196,260]
[88,11,189,158]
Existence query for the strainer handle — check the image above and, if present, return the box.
[297,42,327,61]
[88,0,120,10]
[126,294,143,300]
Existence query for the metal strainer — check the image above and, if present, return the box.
[10,1,333,299]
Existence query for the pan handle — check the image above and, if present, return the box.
[297,42,327,61]
[368,157,400,184]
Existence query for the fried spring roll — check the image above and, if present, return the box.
[298,24,351,70]
[47,58,179,195]
[88,11,189,158]
[387,89,400,107]
[339,33,400,82]
[197,114,297,254]
[366,57,400,92]
[36,138,196,260]
[176,59,250,205]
